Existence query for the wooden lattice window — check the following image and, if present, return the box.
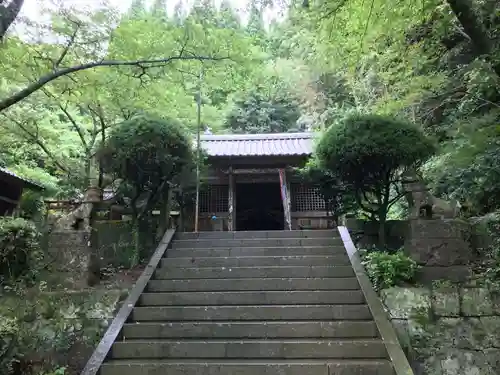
[199,185,229,213]
[291,184,326,211]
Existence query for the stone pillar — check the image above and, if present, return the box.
[228,167,235,231]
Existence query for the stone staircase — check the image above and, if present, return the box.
[97,230,395,375]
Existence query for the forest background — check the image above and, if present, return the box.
[1,0,499,217]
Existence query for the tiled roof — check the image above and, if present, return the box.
[199,132,315,157]
[0,167,44,189]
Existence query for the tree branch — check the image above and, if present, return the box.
[54,21,81,69]
[355,191,377,214]
[0,53,230,112]
[446,0,500,77]
[42,88,91,153]
[60,102,89,151]
[0,114,70,173]
[388,191,406,208]
[0,0,24,40]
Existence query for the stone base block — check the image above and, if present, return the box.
[404,219,475,267]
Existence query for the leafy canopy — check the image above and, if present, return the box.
[296,156,357,220]
[99,114,193,193]
[316,113,435,245]
[316,113,436,190]
[225,88,301,134]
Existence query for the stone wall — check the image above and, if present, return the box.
[0,287,127,374]
[382,285,500,375]
[347,218,487,254]
[93,221,135,267]
[94,219,159,265]
[45,231,90,288]
[346,219,409,249]
[44,219,160,281]
[347,218,480,282]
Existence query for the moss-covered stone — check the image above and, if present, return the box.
[381,287,431,319]
[390,319,411,349]
[461,288,493,316]
[480,316,500,347]
[432,286,460,317]
[0,288,124,374]
[455,318,488,350]
[382,285,500,375]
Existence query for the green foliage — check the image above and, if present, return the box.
[100,114,193,197]
[283,0,500,216]
[424,122,500,214]
[315,113,435,244]
[362,249,420,290]
[40,368,66,375]
[0,316,19,375]
[472,212,500,285]
[0,290,120,375]
[19,191,46,224]
[99,113,192,258]
[225,88,302,133]
[0,218,42,283]
[316,114,436,186]
[296,156,358,220]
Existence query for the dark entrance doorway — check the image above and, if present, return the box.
[236,183,284,231]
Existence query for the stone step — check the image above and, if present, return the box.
[100,359,394,375]
[161,255,351,268]
[132,304,372,321]
[138,290,365,306]
[175,229,338,240]
[146,277,361,292]
[166,246,346,258]
[171,237,342,249]
[109,339,388,359]
[121,321,379,339]
[154,266,355,279]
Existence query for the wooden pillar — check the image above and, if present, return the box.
[228,166,235,231]
[279,169,292,231]
[286,178,293,230]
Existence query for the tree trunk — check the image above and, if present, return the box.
[446,0,500,77]
[377,209,387,249]
[0,0,24,40]
[84,157,92,190]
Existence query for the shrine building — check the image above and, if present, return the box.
[188,132,331,232]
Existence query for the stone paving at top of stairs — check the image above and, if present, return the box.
[98,230,395,375]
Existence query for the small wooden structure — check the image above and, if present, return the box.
[0,167,44,216]
[187,132,332,232]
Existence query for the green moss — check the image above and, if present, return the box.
[410,305,433,328]
[0,289,122,375]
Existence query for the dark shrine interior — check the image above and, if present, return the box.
[235,183,284,231]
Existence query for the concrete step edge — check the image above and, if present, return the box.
[167,246,347,251]
[163,255,348,260]
[101,359,392,365]
[157,266,353,270]
[113,338,384,344]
